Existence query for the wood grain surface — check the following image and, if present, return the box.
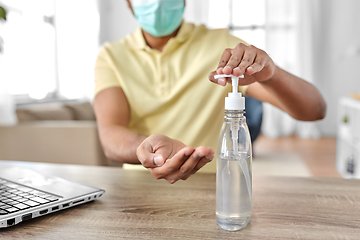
[0,160,359,240]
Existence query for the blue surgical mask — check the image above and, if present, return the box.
[132,0,184,37]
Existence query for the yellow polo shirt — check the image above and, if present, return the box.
[94,22,247,173]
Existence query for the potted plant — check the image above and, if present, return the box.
[0,5,6,21]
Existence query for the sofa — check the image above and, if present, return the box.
[0,101,120,167]
[0,98,263,167]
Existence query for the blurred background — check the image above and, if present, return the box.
[0,0,359,178]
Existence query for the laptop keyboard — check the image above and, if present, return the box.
[0,178,60,215]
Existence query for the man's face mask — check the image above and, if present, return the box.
[132,0,185,37]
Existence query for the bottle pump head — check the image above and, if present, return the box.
[214,74,245,110]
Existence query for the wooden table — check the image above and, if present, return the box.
[0,160,360,240]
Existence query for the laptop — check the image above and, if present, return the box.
[0,162,105,228]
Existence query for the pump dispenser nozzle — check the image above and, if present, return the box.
[214,74,245,110]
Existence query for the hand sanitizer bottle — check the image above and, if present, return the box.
[214,74,252,231]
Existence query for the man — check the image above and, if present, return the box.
[93,0,326,184]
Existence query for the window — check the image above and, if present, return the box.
[0,0,56,101]
[0,0,99,105]
[208,0,266,50]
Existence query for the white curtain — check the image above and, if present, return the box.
[262,0,322,138]
[183,0,210,26]
[0,82,17,125]
[55,0,99,100]
[0,19,16,125]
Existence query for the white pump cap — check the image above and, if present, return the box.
[214,74,245,110]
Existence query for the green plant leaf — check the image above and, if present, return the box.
[0,6,6,21]
[342,115,349,123]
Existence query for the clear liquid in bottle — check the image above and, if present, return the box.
[216,152,252,231]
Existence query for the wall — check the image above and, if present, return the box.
[315,0,360,136]
[97,0,138,45]
[97,0,210,45]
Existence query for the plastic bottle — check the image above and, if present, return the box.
[214,74,252,231]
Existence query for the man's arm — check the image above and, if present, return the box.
[93,87,214,183]
[246,67,326,121]
[94,87,145,164]
[209,43,326,120]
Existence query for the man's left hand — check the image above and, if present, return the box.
[209,43,276,86]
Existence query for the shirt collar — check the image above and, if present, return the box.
[128,21,194,51]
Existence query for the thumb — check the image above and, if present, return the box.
[152,154,165,167]
[136,141,165,168]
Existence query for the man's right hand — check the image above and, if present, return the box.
[136,134,214,184]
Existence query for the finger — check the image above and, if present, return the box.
[246,50,267,75]
[208,71,217,84]
[190,147,214,173]
[181,148,214,180]
[209,71,228,86]
[181,156,212,180]
[150,147,195,181]
[233,45,257,77]
[216,48,232,75]
[179,147,207,174]
[136,139,162,168]
[169,146,212,182]
[223,45,245,75]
